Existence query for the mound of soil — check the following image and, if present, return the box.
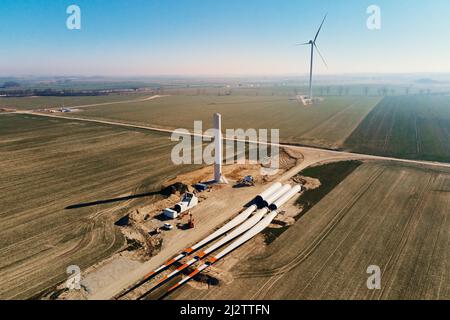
[160,182,189,197]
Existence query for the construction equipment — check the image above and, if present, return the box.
[163,223,174,231]
[235,175,255,187]
[167,185,302,294]
[136,185,299,297]
[194,183,209,192]
[115,184,285,299]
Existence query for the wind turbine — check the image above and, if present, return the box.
[297,14,328,101]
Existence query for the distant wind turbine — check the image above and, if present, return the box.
[296,14,328,101]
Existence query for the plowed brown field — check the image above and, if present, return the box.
[171,161,449,300]
[0,114,194,299]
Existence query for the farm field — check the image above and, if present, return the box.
[300,97,381,148]
[0,93,151,110]
[344,95,450,162]
[62,95,380,148]
[171,161,450,300]
[0,114,196,299]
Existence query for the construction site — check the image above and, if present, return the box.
[3,97,449,301]
[2,1,449,302]
[19,106,445,301]
[46,112,310,300]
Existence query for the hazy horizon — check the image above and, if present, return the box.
[3,72,450,81]
[1,0,449,76]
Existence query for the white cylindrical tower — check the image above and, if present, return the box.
[214,113,228,184]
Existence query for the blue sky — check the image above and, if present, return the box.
[1,0,449,76]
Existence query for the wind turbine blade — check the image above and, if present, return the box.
[314,14,328,43]
[295,42,310,46]
[314,43,328,68]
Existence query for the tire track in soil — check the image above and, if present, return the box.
[374,173,434,299]
[417,176,447,299]
[245,167,385,299]
[239,165,384,279]
[313,168,407,299]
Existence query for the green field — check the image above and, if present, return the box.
[64,95,380,148]
[344,95,450,162]
[0,114,196,299]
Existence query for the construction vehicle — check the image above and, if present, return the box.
[163,223,174,231]
[194,183,209,192]
[235,175,255,187]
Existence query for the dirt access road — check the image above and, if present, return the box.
[16,110,450,172]
[65,95,168,109]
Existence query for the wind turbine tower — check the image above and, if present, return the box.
[297,14,328,102]
[214,113,228,184]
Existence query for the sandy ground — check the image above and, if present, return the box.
[145,191,306,301]
[87,182,268,299]
[128,184,306,300]
[60,253,144,300]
